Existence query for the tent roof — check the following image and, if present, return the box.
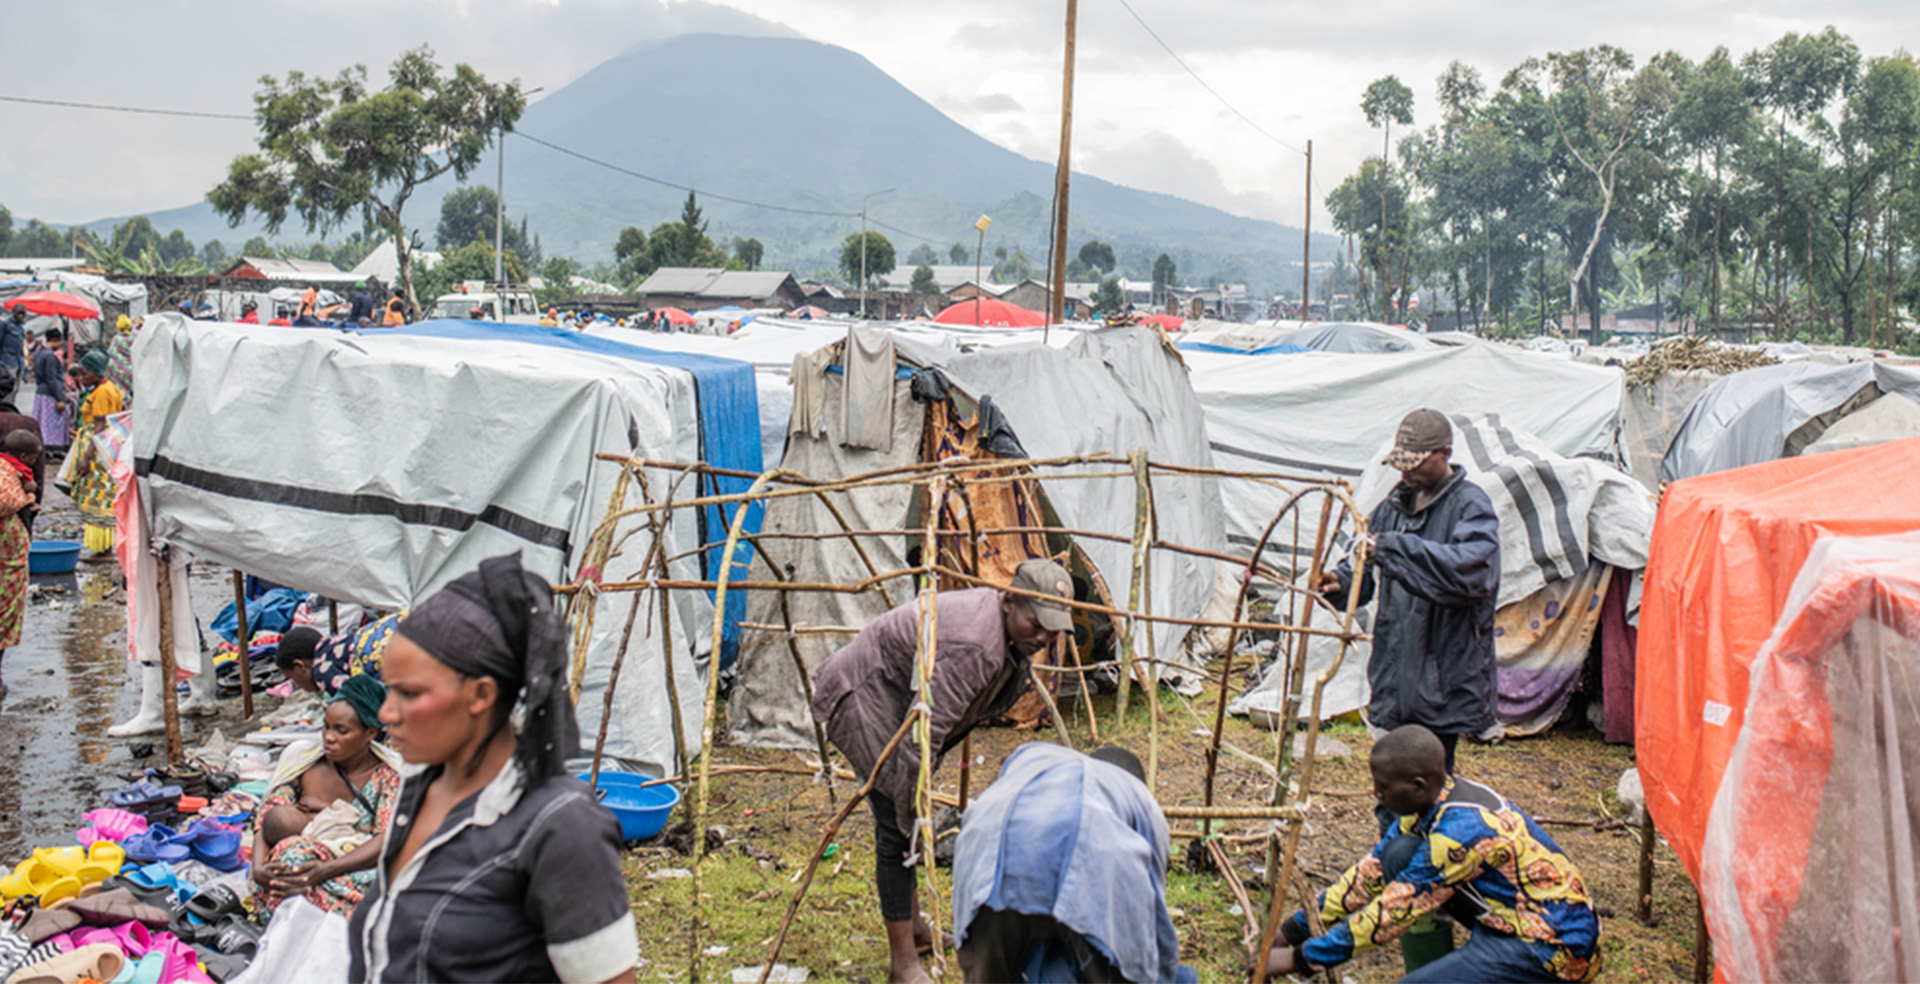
[348,239,442,282]
[225,256,361,283]
[1661,360,1920,481]
[637,267,798,299]
[1637,435,1920,885]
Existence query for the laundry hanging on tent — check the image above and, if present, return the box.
[841,324,896,452]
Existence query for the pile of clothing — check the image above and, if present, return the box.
[0,768,267,983]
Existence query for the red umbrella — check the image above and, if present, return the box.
[932,297,1047,328]
[1134,313,1186,332]
[653,307,695,326]
[4,291,100,320]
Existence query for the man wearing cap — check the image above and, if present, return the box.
[1318,408,1499,775]
[1316,408,1499,971]
[811,558,1075,984]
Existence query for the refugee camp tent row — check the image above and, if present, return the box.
[131,313,771,775]
[1637,436,1920,983]
[725,323,1224,748]
[1659,359,1920,482]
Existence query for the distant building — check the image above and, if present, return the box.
[995,279,1100,320]
[637,268,806,311]
[876,264,985,295]
[220,256,361,285]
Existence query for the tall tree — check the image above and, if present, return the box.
[209,46,525,314]
[1521,46,1676,340]
[1077,240,1116,274]
[949,242,969,264]
[906,242,939,266]
[839,231,895,287]
[909,264,940,297]
[434,185,533,258]
[1672,48,1753,330]
[732,236,765,271]
[1151,253,1178,305]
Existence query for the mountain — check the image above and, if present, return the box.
[87,34,1335,290]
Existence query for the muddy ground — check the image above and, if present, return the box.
[0,487,1701,982]
[624,685,1702,983]
[0,483,255,862]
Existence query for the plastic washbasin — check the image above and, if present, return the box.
[29,540,82,575]
[576,771,680,842]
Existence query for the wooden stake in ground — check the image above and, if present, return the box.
[1637,805,1657,924]
[156,553,182,764]
[758,712,920,984]
[230,570,254,719]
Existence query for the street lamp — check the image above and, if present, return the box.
[859,188,895,319]
[495,85,545,287]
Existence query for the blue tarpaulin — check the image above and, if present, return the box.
[382,320,764,668]
[1175,341,1313,356]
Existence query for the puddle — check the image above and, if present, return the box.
[0,486,264,859]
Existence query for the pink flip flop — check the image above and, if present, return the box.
[77,807,151,845]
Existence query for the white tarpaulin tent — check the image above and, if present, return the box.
[131,314,766,774]
[1180,343,1625,561]
[1663,361,1920,481]
[727,324,1225,748]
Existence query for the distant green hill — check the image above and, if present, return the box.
[85,34,1336,291]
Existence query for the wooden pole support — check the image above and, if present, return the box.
[1636,805,1657,925]
[156,554,183,764]
[328,597,339,634]
[1692,895,1711,984]
[230,570,254,719]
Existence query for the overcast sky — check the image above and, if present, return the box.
[4,0,1917,235]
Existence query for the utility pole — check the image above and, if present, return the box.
[860,188,896,319]
[494,118,506,286]
[974,215,992,325]
[494,85,542,288]
[1047,0,1079,332]
[1301,139,1312,322]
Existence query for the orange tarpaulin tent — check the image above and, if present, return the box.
[1637,435,1920,890]
[1698,532,1920,982]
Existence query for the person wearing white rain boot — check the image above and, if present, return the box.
[108,658,217,736]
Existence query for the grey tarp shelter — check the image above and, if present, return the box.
[1661,360,1920,482]
[131,314,745,774]
[726,324,1225,749]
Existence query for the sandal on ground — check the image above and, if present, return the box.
[122,825,190,865]
[208,913,263,958]
[181,885,244,926]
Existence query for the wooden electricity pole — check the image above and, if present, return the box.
[1047,0,1079,330]
[1301,139,1313,320]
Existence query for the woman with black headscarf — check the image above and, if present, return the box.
[348,553,639,984]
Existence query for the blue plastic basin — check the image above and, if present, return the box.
[29,540,82,575]
[576,771,681,842]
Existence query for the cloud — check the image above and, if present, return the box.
[0,0,796,223]
[1078,130,1292,224]
[968,93,1023,113]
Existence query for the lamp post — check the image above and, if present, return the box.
[495,85,544,287]
[973,215,992,325]
[859,188,895,319]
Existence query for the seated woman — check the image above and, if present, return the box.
[274,610,406,697]
[252,675,403,916]
[348,553,638,983]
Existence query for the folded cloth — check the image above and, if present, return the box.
[3,940,124,984]
[301,800,365,856]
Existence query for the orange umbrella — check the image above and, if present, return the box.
[4,291,100,320]
[932,297,1047,328]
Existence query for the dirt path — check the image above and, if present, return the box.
[623,691,1701,983]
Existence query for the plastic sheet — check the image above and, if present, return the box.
[1699,533,1920,982]
[229,897,349,984]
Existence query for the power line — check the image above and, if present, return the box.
[1109,0,1308,156]
[0,94,251,120]
[0,91,991,246]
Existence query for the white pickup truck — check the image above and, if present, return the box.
[428,283,542,323]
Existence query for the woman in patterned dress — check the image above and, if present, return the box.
[250,675,403,916]
[0,430,38,698]
[67,350,122,556]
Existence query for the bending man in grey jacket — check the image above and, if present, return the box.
[812,558,1075,984]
